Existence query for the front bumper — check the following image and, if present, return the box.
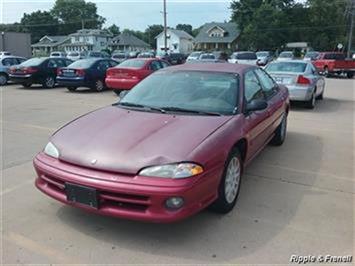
[33,153,220,223]
[286,85,314,101]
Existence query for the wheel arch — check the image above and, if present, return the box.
[232,138,248,163]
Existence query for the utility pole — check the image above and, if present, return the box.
[163,0,167,54]
[347,0,354,58]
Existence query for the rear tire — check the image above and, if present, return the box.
[0,73,8,86]
[114,89,122,96]
[347,72,354,79]
[270,113,287,146]
[305,91,316,109]
[209,149,242,214]
[323,67,330,77]
[67,86,77,92]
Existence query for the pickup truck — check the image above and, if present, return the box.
[313,52,355,78]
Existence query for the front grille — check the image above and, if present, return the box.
[40,174,150,212]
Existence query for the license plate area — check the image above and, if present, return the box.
[65,183,99,209]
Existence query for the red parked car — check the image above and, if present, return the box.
[106,58,170,95]
[34,63,289,223]
[313,52,355,78]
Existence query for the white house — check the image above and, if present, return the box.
[61,29,113,53]
[155,29,194,54]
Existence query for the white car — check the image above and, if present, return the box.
[67,51,86,61]
[228,52,258,65]
[50,51,67,58]
[0,51,12,58]
[277,51,295,61]
[186,51,204,62]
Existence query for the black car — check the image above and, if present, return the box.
[57,58,118,92]
[169,53,186,65]
[9,57,73,88]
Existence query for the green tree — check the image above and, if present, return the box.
[106,24,120,35]
[20,11,59,43]
[176,24,193,35]
[144,24,164,49]
[51,0,105,35]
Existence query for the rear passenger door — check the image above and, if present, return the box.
[243,70,271,160]
[96,60,111,80]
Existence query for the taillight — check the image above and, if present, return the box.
[106,68,114,77]
[76,69,85,76]
[23,67,38,74]
[297,75,311,85]
[57,68,63,75]
[9,67,15,73]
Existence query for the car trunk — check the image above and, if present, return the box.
[107,67,145,80]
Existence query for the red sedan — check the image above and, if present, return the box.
[34,63,289,223]
[105,58,170,95]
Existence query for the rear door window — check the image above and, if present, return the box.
[47,59,59,68]
[97,60,110,71]
[2,58,17,66]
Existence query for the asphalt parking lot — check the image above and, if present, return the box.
[2,78,354,264]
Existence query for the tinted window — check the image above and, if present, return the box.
[161,61,170,68]
[97,60,110,71]
[20,58,46,67]
[244,70,264,103]
[112,54,126,59]
[2,58,17,66]
[256,52,269,57]
[255,69,276,98]
[200,54,215,59]
[266,62,307,73]
[17,58,26,64]
[149,61,162,71]
[68,59,97,68]
[118,60,146,68]
[279,52,293,58]
[304,52,319,59]
[89,52,102,58]
[51,53,61,57]
[121,71,239,115]
[47,59,60,68]
[234,52,257,60]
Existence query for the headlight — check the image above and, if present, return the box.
[44,142,59,158]
[139,163,203,179]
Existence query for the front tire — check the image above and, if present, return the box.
[0,73,8,86]
[21,82,32,88]
[42,76,55,88]
[270,113,287,146]
[347,72,354,79]
[67,86,77,92]
[209,149,242,214]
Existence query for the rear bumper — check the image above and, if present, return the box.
[105,77,138,90]
[57,76,86,87]
[9,74,34,83]
[33,153,219,223]
[286,85,314,101]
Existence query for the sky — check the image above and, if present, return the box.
[0,0,233,30]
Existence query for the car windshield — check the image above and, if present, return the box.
[68,52,79,56]
[256,52,269,57]
[113,54,126,59]
[279,52,293,58]
[68,59,96,68]
[200,54,215,59]
[266,62,307,73]
[51,53,60,56]
[20,58,46,67]
[119,71,239,115]
[118,60,146,68]
[189,52,201,58]
[232,53,257,60]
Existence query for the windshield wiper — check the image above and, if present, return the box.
[160,106,221,116]
[117,102,166,113]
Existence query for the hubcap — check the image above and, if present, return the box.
[96,80,104,91]
[46,77,54,87]
[225,157,241,204]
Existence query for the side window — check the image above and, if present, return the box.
[47,59,58,68]
[309,63,318,75]
[55,59,65,68]
[17,58,26,64]
[161,61,170,68]
[97,60,110,71]
[109,60,118,67]
[149,61,162,71]
[254,69,276,98]
[65,59,72,66]
[244,70,264,103]
[2,58,14,66]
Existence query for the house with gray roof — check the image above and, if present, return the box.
[61,29,113,53]
[156,29,194,54]
[194,22,240,51]
[31,35,70,56]
[109,33,150,52]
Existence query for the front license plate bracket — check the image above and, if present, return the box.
[65,183,99,209]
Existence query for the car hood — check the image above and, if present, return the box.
[51,106,232,174]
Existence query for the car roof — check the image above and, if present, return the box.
[270,59,307,64]
[1,55,26,59]
[163,63,255,73]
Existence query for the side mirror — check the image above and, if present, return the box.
[118,90,129,99]
[246,99,268,113]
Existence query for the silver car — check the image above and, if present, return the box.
[0,56,27,85]
[265,60,325,109]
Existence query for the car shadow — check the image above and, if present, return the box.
[55,131,323,263]
[290,97,349,114]
[64,88,112,94]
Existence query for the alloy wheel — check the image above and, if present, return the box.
[224,157,241,204]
